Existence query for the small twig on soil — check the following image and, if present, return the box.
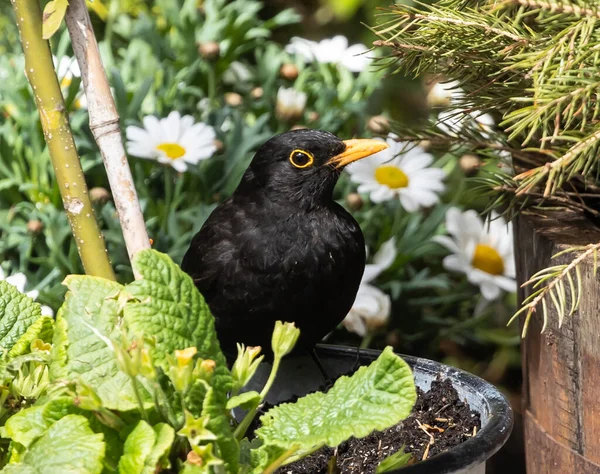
[435,403,450,415]
[473,426,478,436]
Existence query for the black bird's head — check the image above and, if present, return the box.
[238,129,388,206]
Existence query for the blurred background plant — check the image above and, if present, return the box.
[0,0,520,432]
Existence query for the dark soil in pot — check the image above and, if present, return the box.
[275,378,481,474]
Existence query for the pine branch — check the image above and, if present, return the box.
[11,0,115,280]
[504,0,600,18]
[509,243,600,336]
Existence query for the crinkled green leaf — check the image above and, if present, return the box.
[3,397,73,448]
[124,251,239,471]
[250,443,291,474]
[41,0,69,40]
[118,421,174,474]
[2,414,105,474]
[256,347,416,451]
[183,379,209,418]
[0,281,42,357]
[50,276,149,411]
[202,384,239,473]
[8,316,54,358]
[226,391,261,411]
[124,250,227,369]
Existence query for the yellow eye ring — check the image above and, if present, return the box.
[289,149,314,169]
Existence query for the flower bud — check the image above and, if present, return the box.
[213,139,225,154]
[175,347,197,368]
[193,358,216,383]
[74,383,103,411]
[27,220,43,234]
[275,87,307,123]
[279,63,299,81]
[459,154,481,176]
[307,111,319,122]
[251,87,264,99]
[198,41,220,60]
[367,115,390,135]
[225,92,243,107]
[231,344,263,391]
[271,321,300,359]
[345,193,363,211]
[89,187,111,204]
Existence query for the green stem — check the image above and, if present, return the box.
[11,0,115,280]
[233,355,282,440]
[207,65,217,106]
[130,376,149,422]
[360,331,374,349]
[390,201,404,236]
[162,167,175,233]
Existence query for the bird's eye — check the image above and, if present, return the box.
[289,149,314,169]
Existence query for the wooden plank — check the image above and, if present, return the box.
[524,410,600,473]
[516,211,600,469]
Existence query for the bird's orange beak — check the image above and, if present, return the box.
[327,139,389,168]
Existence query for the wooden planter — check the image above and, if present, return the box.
[515,212,600,473]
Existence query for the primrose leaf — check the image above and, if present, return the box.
[124,251,238,471]
[226,391,261,411]
[3,397,74,448]
[50,275,149,410]
[41,0,69,40]
[2,414,105,474]
[0,281,42,358]
[8,316,54,358]
[256,347,416,453]
[118,421,174,474]
[124,250,227,369]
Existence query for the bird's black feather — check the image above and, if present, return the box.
[181,129,366,355]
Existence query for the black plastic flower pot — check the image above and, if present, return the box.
[244,344,513,474]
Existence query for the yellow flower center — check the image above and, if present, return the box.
[60,77,72,88]
[375,165,409,189]
[156,143,186,159]
[471,244,504,276]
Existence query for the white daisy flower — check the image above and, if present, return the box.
[126,111,217,173]
[427,79,465,107]
[0,268,54,316]
[434,208,516,301]
[285,35,371,72]
[343,238,396,337]
[347,134,446,211]
[275,87,307,122]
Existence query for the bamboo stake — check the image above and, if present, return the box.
[11,0,115,280]
[64,0,150,279]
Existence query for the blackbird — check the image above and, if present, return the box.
[181,129,387,355]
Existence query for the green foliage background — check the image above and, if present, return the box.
[0,0,519,399]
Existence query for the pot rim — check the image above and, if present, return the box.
[314,344,514,474]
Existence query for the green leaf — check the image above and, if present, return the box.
[0,281,42,358]
[118,421,174,474]
[124,251,238,471]
[376,446,412,473]
[226,391,261,411]
[256,347,416,452]
[8,316,54,358]
[124,250,227,368]
[3,397,74,449]
[51,276,148,411]
[42,0,69,40]
[2,414,105,474]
